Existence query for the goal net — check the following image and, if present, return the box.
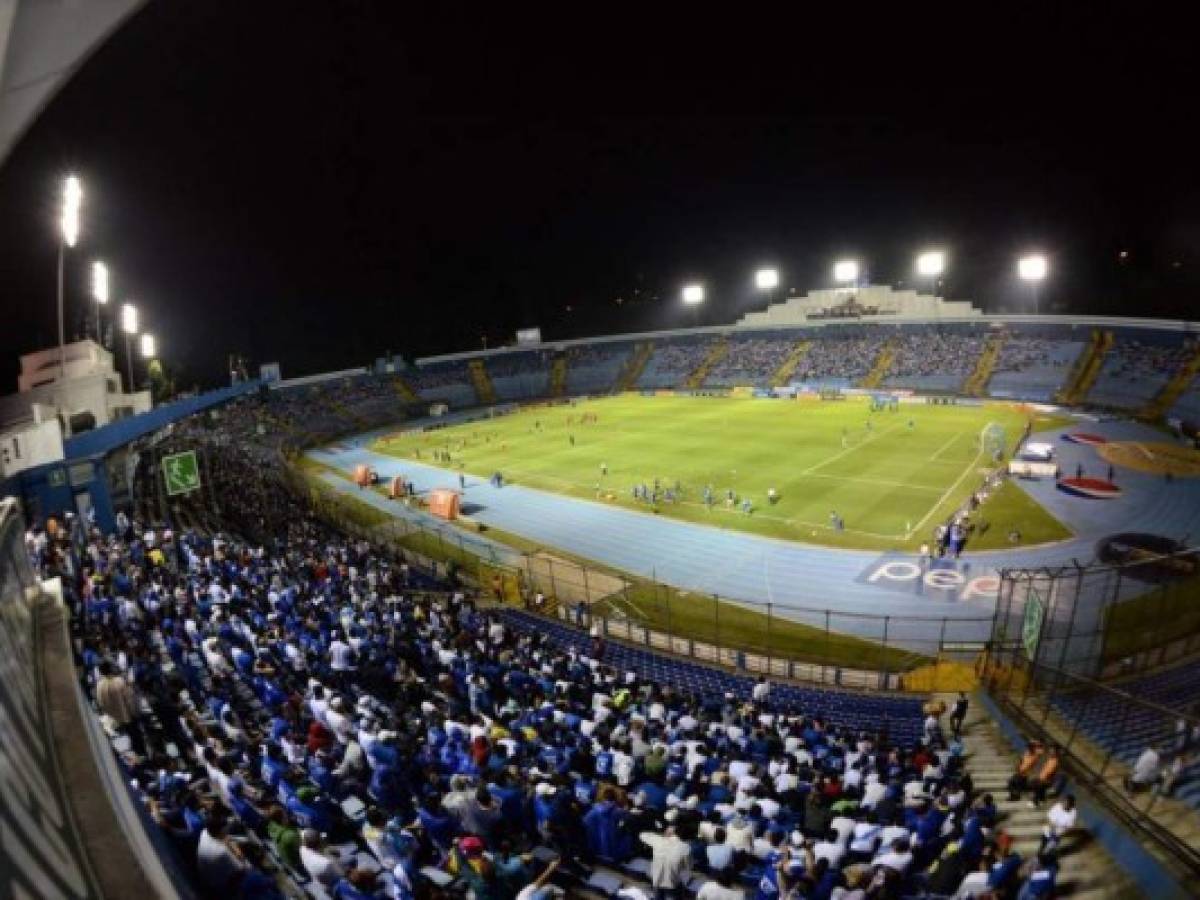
[980,421,1007,458]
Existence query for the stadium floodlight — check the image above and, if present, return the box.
[140,333,156,359]
[91,260,109,345]
[122,302,139,334]
[833,259,859,284]
[915,251,945,278]
[61,175,82,248]
[56,174,83,380]
[755,268,779,291]
[122,302,139,392]
[91,261,109,304]
[1018,254,1049,316]
[1018,254,1048,281]
[682,284,705,305]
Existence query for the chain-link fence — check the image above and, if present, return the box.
[992,547,1200,680]
[984,555,1200,887]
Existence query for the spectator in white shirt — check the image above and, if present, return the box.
[752,677,771,705]
[300,828,345,887]
[1041,794,1077,853]
[196,816,246,891]
[873,837,913,874]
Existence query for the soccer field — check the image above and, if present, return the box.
[372,395,1070,551]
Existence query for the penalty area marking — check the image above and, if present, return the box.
[904,444,985,541]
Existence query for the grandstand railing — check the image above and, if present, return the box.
[284,462,994,692]
[982,645,1200,884]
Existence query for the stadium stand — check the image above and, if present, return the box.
[566,343,634,395]
[704,337,796,388]
[636,339,711,389]
[989,335,1085,402]
[1050,662,1200,813]
[883,331,987,393]
[22,389,1138,900]
[789,332,888,388]
[1086,335,1199,411]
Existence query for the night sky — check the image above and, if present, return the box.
[0,4,1195,388]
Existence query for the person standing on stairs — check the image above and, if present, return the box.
[950,692,969,740]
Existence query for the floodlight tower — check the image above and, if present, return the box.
[91,261,109,345]
[755,267,779,305]
[1017,254,1049,315]
[140,333,156,359]
[682,283,705,327]
[915,251,946,298]
[122,302,139,391]
[57,175,83,378]
[833,259,859,290]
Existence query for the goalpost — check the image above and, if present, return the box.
[980,422,1007,459]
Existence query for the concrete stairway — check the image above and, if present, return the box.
[858,338,898,389]
[1139,342,1200,421]
[684,337,730,389]
[957,699,1138,898]
[614,342,653,392]
[468,358,497,404]
[393,376,419,402]
[964,332,1006,396]
[771,339,810,388]
[1058,331,1113,405]
[549,354,568,398]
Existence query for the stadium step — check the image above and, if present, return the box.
[468,358,497,404]
[964,330,1006,396]
[770,338,810,387]
[955,696,1140,898]
[393,376,419,402]
[684,335,730,389]
[1057,329,1113,405]
[615,342,654,392]
[549,353,568,397]
[858,337,898,389]
[1139,340,1200,421]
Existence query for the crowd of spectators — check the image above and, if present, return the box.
[707,339,794,384]
[791,336,887,382]
[648,342,712,376]
[887,333,985,378]
[992,338,1072,376]
[21,395,1072,900]
[484,353,551,380]
[1099,338,1198,384]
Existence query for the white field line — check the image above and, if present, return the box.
[905,445,985,540]
[798,421,907,476]
[929,431,964,461]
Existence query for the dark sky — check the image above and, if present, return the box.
[0,4,1195,388]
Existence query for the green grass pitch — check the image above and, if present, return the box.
[372,394,1070,551]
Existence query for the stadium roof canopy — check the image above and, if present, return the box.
[0,0,144,167]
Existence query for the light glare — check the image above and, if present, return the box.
[755,268,779,290]
[122,302,138,334]
[682,284,705,305]
[916,251,945,277]
[91,261,109,304]
[1018,254,1048,281]
[140,333,156,358]
[833,259,859,283]
[61,175,82,247]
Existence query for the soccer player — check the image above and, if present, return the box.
[600,462,608,476]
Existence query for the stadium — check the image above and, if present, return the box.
[1,7,1199,900]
